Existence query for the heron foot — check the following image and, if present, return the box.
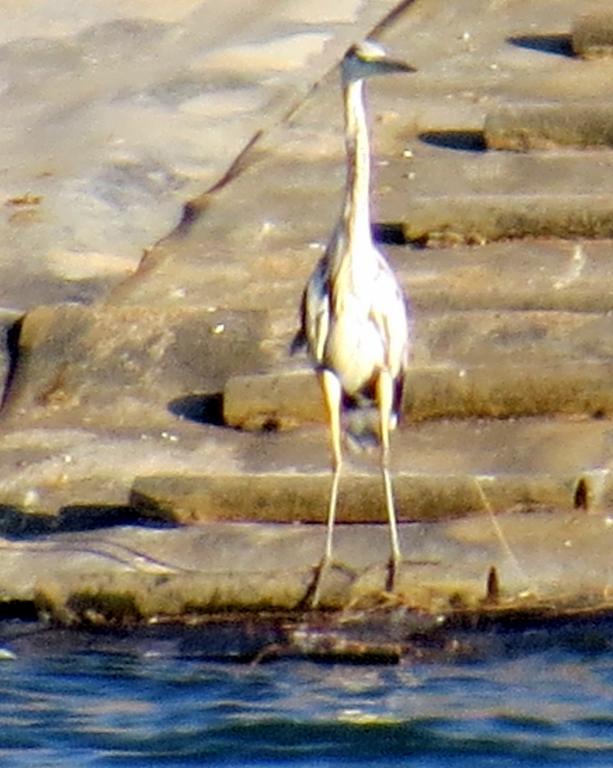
[301,556,331,610]
[385,555,401,593]
[303,556,357,610]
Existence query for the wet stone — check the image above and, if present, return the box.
[0,510,611,621]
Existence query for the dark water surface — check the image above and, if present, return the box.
[0,628,613,767]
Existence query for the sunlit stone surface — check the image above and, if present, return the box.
[1,0,613,627]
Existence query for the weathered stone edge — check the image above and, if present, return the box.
[129,471,596,525]
[572,13,613,58]
[398,195,613,244]
[485,104,613,150]
[224,364,613,429]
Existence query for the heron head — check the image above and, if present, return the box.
[342,40,416,83]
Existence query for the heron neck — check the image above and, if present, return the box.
[342,78,373,248]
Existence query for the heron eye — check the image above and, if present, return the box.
[358,40,386,60]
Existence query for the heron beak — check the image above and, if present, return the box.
[379,58,417,74]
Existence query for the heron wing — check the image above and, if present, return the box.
[290,288,308,354]
[291,255,331,365]
[305,259,331,363]
[368,262,410,372]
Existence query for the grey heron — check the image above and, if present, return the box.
[292,41,416,604]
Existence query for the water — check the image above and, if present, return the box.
[0,631,613,767]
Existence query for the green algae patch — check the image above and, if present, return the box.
[66,590,143,627]
[35,584,144,628]
[32,567,317,626]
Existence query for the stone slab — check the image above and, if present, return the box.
[130,414,613,524]
[417,310,613,366]
[237,417,612,482]
[0,511,611,618]
[408,361,613,421]
[0,414,607,525]
[225,362,613,430]
[130,471,583,526]
[0,422,245,522]
[396,195,613,244]
[2,303,269,428]
[130,472,487,525]
[378,149,613,201]
[225,370,323,430]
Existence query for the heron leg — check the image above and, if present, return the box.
[321,368,343,561]
[308,368,343,608]
[377,371,401,589]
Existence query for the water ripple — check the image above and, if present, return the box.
[0,646,611,766]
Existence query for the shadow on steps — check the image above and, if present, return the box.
[0,503,171,539]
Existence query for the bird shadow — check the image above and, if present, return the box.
[0,502,162,540]
[168,393,225,426]
[419,130,487,153]
[507,33,574,57]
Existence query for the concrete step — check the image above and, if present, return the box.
[385,194,613,244]
[131,416,613,524]
[226,306,613,427]
[130,470,584,526]
[225,363,613,427]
